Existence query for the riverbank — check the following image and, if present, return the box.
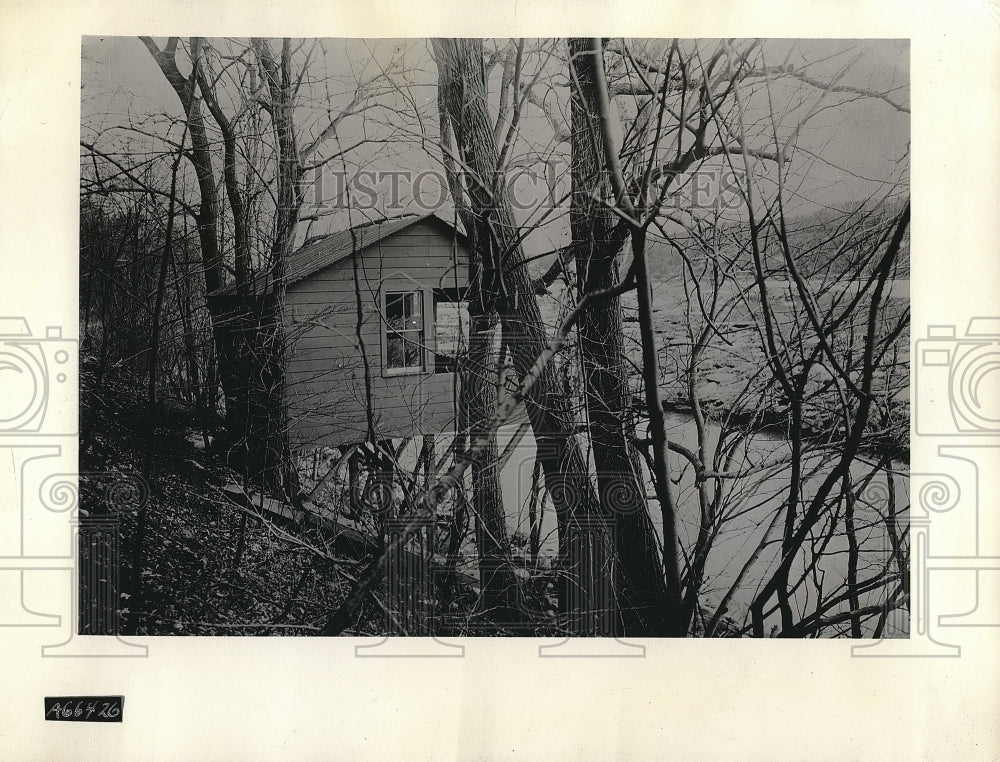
[615,276,910,463]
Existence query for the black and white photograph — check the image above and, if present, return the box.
[3,0,1000,758]
[79,36,910,639]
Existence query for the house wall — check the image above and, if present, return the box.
[283,219,470,450]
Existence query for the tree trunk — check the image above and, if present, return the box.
[140,36,296,497]
[250,37,302,500]
[567,38,674,635]
[433,38,611,625]
[463,309,522,619]
[435,47,521,621]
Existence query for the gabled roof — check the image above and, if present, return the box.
[207,212,467,299]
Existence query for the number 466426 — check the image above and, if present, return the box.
[44,696,123,722]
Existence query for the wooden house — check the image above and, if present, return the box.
[208,213,471,452]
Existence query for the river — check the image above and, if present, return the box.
[491,410,907,638]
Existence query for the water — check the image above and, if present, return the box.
[492,411,908,638]
[357,275,909,636]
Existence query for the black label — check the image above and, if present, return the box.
[44,696,123,722]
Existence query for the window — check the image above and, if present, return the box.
[433,288,469,373]
[384,290,425,374]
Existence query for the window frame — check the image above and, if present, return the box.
[381,289,427,377]
[432,287,469,374]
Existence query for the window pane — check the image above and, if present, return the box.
[386,292,424,371]
[386,333,404,368]
[434,301,469,358]
[387,291,422,331]
[404,335,423,368]
[386,293,404,320]
[387,294,406,331]
[406,292,421,328]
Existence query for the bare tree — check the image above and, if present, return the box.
[437,106,522,619]
[82,36,908,638]
[85,37,394,497]
[583,38,910,636]
[566,38,675,634]
[433,37,620,631]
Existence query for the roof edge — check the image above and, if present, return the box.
[207,212,467,300]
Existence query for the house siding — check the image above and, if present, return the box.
[283,219,469,450]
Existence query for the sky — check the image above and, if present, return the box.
[80,37,910,267]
